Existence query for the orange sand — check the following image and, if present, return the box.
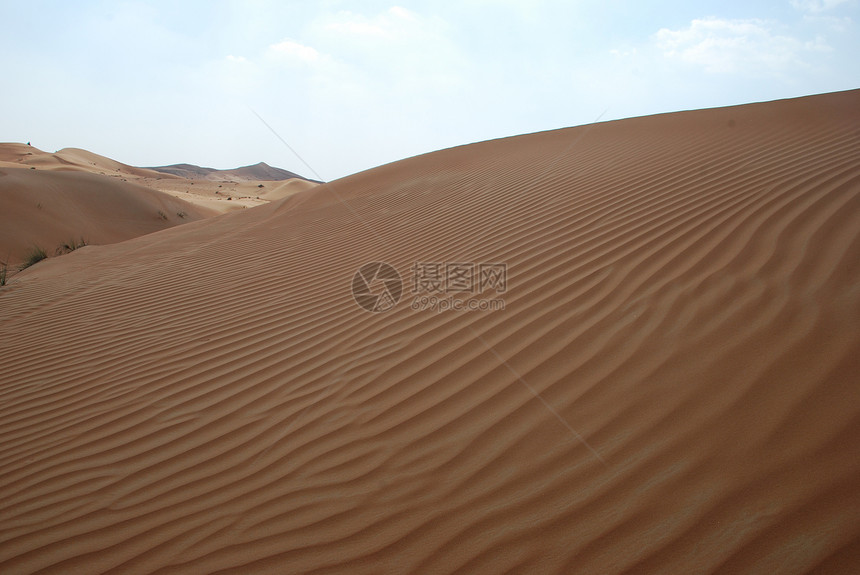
[0,90,858,574]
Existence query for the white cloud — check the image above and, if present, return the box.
[655,18,827,74]
[304,6,465,98]
[609,47,638,58]
[322,6,423,41]
[802,14,854,31]
[791,0,850,13]
[313,5,458,78]
[268,39,321,63]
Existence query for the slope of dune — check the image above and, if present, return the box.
[254,177,321,201]
[0,144,319,265]
[0,144,167,179]
[1,90,859,574]
[52,148,166,179]
[0,168,214,267]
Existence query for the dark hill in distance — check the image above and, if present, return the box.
[147,161,321,183]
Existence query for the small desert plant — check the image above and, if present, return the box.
[0,252,9,286]
[19,245,47,270]
[157,210,168,220]
[57,237,87,255]
[176,211,187,219]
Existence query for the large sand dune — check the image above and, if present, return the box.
[1,90,858,573]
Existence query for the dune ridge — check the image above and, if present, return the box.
[0,90,859,573]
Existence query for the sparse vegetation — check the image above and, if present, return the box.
[158,210,168,220]
[19,245,47,271]
[1,261,7,287]
[177,211,187,219]
[57,237,87,255]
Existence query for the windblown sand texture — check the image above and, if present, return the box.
[1,90,859,574]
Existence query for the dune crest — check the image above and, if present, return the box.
[1,90,859,574]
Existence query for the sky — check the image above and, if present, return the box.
[2,0,858,181]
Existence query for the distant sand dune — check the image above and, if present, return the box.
[0,90,858,574]
[0,168,213,266]
[0,145,318,266]
[145,161,319,183]
[0,145,167,179]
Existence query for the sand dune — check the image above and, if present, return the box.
[0,167,213,267]
[1,90,859,574]
[140,162,321,210]
[0,145,318,267]
[0,144,166,179]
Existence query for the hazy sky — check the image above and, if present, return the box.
[2,0,858,180]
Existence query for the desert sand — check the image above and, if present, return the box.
[0,90,858,574]
[0,145,318,268]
